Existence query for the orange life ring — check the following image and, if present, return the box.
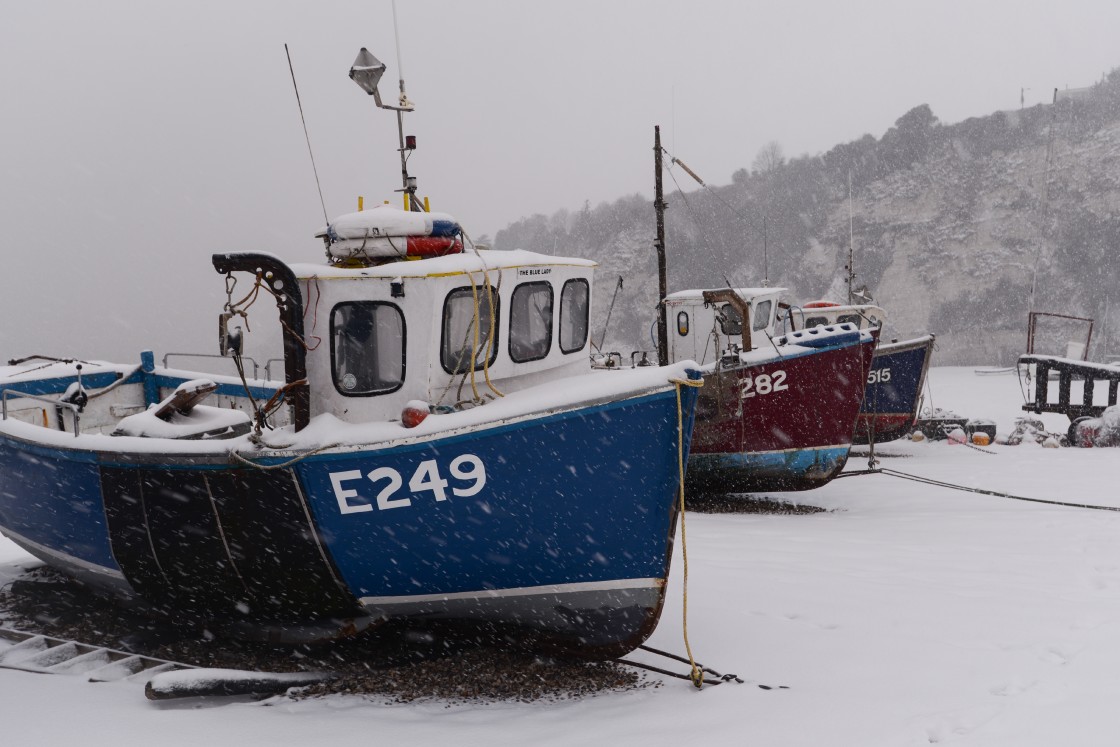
[803,301,839,309]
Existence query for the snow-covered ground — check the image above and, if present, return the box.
[3,366,1118,746]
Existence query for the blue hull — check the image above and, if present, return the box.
[688,445,851,490]
[0,379,699,657]
[854,335,936,444]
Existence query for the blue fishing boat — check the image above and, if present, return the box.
[0,47,701,658]
[789,302,935,444]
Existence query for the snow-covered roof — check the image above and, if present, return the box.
[290,249,596,281]
[664,287,786,303]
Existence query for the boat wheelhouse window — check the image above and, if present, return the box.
[752,300,773,332]
[837,314,861,327]
[331,302,405,396]
[805,316,829,328]
[441,286,500,374]
[559,279,589,354]
[717,304,742,335]
[677,311,689,336]
[509,281,553,363]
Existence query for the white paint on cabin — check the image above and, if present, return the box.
[663,288,785,365]
[292,250,597,425]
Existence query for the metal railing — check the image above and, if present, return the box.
[263,358,285,381]
[161,353,260,379]
[1,390,82,437]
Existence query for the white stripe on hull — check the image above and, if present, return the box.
[360,577,665,607]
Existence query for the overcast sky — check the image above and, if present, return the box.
[3,0,1119,364]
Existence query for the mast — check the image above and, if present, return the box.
[654,126,669,366]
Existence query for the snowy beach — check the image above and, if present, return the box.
[3,366,1119,746]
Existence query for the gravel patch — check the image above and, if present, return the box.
[686,493,826,515]
[0,568,651,703]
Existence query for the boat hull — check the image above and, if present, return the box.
[853,335,935,444]
[0,380,699,659]
[687,328,876,493]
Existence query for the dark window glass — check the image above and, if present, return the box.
[805,316,829,328]
[331,302,405,396]
[752,300,773,331]
[559,279,589,354]
[837,313,861,327]
[441,286,500,373]
[509,282,553,362]
[677,311,690,336]
[717,303,742,335]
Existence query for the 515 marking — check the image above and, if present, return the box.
[867,368,892,384]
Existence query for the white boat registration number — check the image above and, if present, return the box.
[329,454,487,515]
[867,368,892,384]
[739,370,789,399]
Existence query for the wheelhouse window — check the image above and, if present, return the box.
[331,302,405,396]
[752,300,773,332]
[677,311,690,336]
[805,316,829,328]
[441,286,500,374]
[559,279,589,354]
[837,313,862,327]
[717,303,742,335]
[509,282,553,363]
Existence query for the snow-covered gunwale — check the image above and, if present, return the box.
[0,46,703,658]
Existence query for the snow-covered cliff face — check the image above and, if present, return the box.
[496,74,1120,365]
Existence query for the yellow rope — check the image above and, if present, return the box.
[464,271,482,402]
[480,270,504,398]
[669,374,704,689]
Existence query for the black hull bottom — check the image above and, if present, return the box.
[100,466,364,626]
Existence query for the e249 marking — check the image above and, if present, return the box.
[330,454,486,515]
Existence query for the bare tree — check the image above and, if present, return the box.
[752,140,785,173]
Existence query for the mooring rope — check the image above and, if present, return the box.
[850,466,1120,513]
[671,375,705,688]
[618,644,744,687]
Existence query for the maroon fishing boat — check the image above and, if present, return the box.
[663,288,876,492]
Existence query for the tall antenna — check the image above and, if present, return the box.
[1030,87,1060,317]
[348,5,419,211]
[285,44,330,225]
[846,168,855,304]
[762,214,769,287]
[389,0,417,209]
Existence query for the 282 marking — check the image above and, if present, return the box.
[740,370,789,399]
